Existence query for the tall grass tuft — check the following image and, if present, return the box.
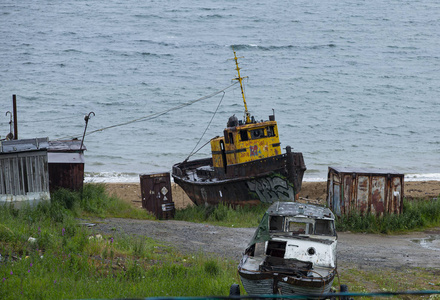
[336,197,440,233]
[175,202,270,227]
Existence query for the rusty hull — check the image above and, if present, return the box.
[327,167,404,216]
[172,148,306,206]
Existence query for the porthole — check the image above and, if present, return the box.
[307,247,316,256]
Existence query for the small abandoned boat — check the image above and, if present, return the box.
[172,51,306,206]
[238,201,337,296]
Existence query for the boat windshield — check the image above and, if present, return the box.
[286,218,335,236]
[314,219,335,236]
[288,222,309,235]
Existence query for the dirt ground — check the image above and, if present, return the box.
[99,180,440,271]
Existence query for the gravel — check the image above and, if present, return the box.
[91,218,440,270]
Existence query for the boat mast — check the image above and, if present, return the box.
[232,50,251,124]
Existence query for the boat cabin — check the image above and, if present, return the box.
[210,114,281,171]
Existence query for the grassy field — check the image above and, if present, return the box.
[1,184,439,299]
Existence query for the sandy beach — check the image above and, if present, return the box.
[105,180,440,209]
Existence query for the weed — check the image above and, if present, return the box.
[336,197,440,233]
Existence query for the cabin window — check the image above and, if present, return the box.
[228,132,234,144]
[267,126,275,137]
[266,240,286,258]
[223,130,229,144]
[269,216,283,231]
[314,220,334,236]
[240,130,249,141]
[250,128,265,139]
[288,222,308,235]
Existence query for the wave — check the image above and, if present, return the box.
[230,44,336,51]
[84,171,440,184]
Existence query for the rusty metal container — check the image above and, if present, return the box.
[140,172,175,219]
[48,140,86,191]
[327,167,404,216]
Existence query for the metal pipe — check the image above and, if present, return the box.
[12,94,18,139]
[80,112,95,150]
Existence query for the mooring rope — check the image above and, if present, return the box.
[56,81,238,141]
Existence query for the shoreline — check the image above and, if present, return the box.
[104,180,440,210]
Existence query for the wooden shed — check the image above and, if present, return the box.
[327,167,404,216]
[48,140,86,191]
[0,137,50,207]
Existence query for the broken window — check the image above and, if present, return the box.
[267,126,275,137]
[269,216,283,231]
[250,128,265,139]
[240,130,249,141]
[266,240,286,258]
[314,220,334,236]
[288,222,309,235]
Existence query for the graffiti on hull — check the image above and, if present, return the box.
[247,176,294,203]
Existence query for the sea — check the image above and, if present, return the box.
[1,0,439,183]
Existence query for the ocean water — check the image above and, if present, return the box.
[1,0,439,183]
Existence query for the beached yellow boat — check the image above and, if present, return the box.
[172,51,306,206]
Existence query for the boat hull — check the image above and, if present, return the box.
[238,271,335,296]
[238,254,336,296]
[172,149,306,206]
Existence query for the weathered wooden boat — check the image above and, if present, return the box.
[172,51,306,206]
[238,202,337,296]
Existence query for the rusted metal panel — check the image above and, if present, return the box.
[48,140,85,191]
[0,138,50,207]
[327,167,404,216]
[140,172,175,219]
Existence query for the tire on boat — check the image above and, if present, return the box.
[229,284,240,296]
[340,284,349,300]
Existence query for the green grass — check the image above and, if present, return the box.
[174,202,270,227]
[2,185,440,299]
[0,184,240,299]
[336,266,440,299]
[336,197,440,233]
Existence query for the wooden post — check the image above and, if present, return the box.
[12,94,18,140]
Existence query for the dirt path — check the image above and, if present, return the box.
[92,218,440,270]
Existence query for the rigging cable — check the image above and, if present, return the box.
[184,90,226,162]
[55,81,238,141]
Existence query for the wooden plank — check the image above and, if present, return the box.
[5,157,13,194]
[42,154,49,192]
[13,156,20,195]
[0,159,4,194]
[35,155,40,192]
[19,156,25,194]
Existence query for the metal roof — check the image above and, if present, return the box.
[266,201,334,220]
[0,137,49,154]
[329,166,403,175]
[48,139,86,152]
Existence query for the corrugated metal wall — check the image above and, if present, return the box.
[327,167,404,216]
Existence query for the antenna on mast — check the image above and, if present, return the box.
[231,48,251,124]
